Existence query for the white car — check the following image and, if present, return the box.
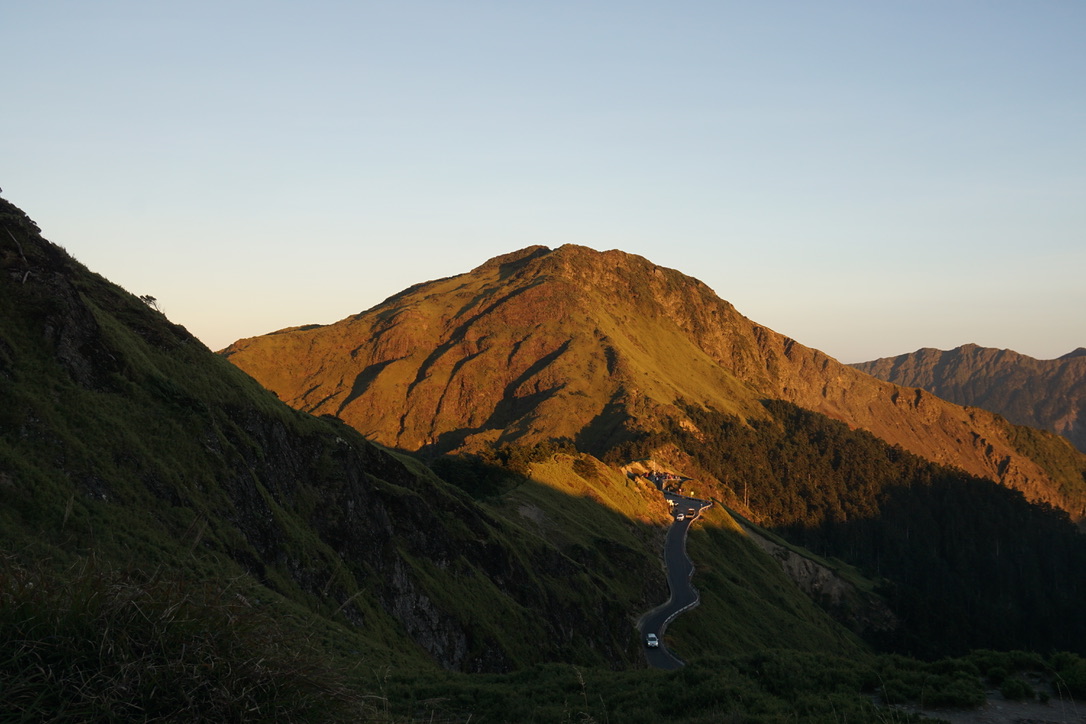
[675,513,684,521]
[645,633,659,648]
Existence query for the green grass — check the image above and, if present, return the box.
[371,648,1086,722]
[667,505,869,660]
[1008,423,1086,506]
[722,505,882,595]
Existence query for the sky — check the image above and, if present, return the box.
[3,1,1083,363]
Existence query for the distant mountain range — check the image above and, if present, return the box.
[224,244,1086,520]
[853,344,1086,454]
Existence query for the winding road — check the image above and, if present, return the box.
[639,491,711,670]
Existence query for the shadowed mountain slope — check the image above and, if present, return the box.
[1,194,876,687]
[223,245,1086,520]
[0,199,666,673]
[853,344,1086,454]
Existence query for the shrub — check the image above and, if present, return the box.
[924,676,986,708]
[1000,677,1034,701]
[1055,655,1086,698]
[927,657,981,678]
[880,677,920,705]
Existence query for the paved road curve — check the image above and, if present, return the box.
[639,493,711,670]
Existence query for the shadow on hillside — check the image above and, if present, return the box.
[419,451,870,662]
[422,440,1086,664]
[417,379,568,457]
[759,475,1086,658]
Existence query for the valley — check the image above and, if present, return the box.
[3,195,1086,722]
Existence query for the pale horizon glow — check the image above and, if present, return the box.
[3,1,1083,363]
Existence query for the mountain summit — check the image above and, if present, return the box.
[226,244,763,455]
[224,245,1086,519]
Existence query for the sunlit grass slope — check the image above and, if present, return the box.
[224,244,1086,522]
[222,245,768,457]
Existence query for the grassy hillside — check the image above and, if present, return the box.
[3,195,893,721]
[224,244,1086,523]
[222,245,767,458]
[666,505,868,659]
[428,444,871,662]
[0,197,663,676]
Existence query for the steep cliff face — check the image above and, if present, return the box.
[853,344,1086,454]
[224,245,1086,519]
[0,201,646,672]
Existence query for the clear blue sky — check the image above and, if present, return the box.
[4,1,1083,362]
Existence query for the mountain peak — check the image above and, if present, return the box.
[224,245,1086,521]
[471,245,552,273]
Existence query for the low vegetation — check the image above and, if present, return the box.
[365,648,1086,723]
[0,556,372,722]
[5,556,1086,724]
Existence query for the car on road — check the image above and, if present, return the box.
[675,513,684,521]
[645,633,659,648]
